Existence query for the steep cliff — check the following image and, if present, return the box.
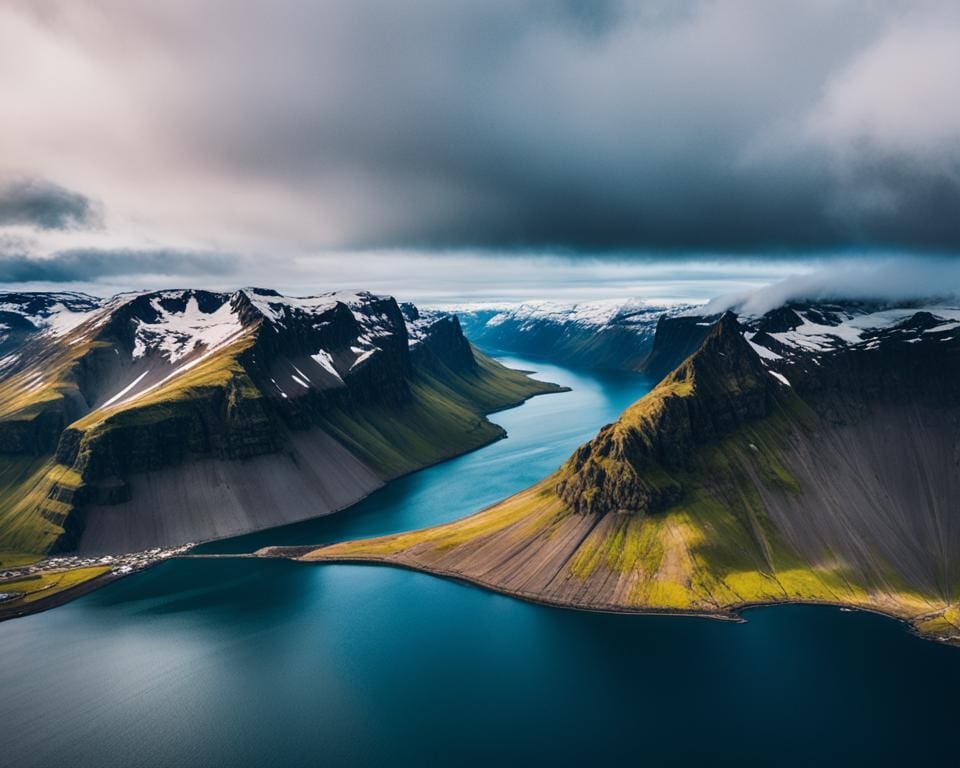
[639,313,716,381]
[0,288,562,555]
[555,313,776,516]
[455,299,687,371]
[296,300,960,644]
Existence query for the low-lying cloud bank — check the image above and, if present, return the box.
[0,247,237,283]
[698,258,960,316]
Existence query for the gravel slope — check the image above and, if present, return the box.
[78,428,382,554]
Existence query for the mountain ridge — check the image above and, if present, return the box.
[0,288,563,559]
[291,297,960,644]
[454,299,690,372]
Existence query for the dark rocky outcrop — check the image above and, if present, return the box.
[410,314,477,373]
[62,385,279,483]
[640,313,716,382]
[0,288,561,555]
[0,410,66,455]
[556,313,777,516]
[456,302,670,372]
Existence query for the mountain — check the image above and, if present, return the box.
[0,292,101,357]
[293,299,960,644]
[453,299,689,371]
[639,312,718,381]
[0,288,562,559]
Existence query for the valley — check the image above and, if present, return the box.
[453,298,690,372]
[6,5,959,764]
[3,350,958,768]
[4,288,960,644]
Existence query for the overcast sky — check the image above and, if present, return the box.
[1,1,958,302]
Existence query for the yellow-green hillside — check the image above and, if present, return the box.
[291,315,960,645]
[0,291,557,560]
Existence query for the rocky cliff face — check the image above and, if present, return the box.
[0,288,560,554]
[556,313,777,516]
[454,299,687,371]
[405,304,477,373]
[639,313,717,381]
[301,297,960,643]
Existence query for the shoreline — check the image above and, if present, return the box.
[276,551,959,646]
[0,569,121,622]
[7,536,953,648]
[0,376,563,624]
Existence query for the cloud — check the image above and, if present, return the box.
[0,178,101,231]
[0,247,237,282]
[805,7,960,250]
[696,256,960,316]
[1,1,959,256]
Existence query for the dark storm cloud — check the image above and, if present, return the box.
[6,1,960,254]
[0,247,236,282]
[0,178,101,231]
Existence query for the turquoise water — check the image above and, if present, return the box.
[1,355,958,767]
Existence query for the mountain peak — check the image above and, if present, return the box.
[555,312,777,517]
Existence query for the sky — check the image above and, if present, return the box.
[1,0,958,304]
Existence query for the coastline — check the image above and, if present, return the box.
[269,550,960,647]
[0,378,563,624]
[0,569,120,622]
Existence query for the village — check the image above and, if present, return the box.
[0,544,196,602]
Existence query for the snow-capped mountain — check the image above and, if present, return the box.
[452,299,690,371]
[0,288,470,413]
[0,288,559,556]
[310,294,960,644]
[641,300,960,385]
[0,292,101,356]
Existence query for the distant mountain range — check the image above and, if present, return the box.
[452,299,691,371]
[0,289,561,558]
[294,297,960,644]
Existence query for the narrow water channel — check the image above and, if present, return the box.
[1,355,956,767]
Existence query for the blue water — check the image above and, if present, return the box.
[1,355,958,767]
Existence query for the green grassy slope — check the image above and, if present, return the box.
[296,322,960,644]
[313,350,563,479]
[0,333,261,558]
[0,337,560,559]
[0,458,81,556]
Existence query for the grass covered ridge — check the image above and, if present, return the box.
[301,430,952,642]
[0,336,562,560]
[295,344,960,645]
[314,350,564,479]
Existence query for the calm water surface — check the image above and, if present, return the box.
[1,354,958,767]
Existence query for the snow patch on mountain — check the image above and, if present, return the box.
[0,292,102,337]
[102,371,150,408]
[132,296,244,363]
[483,298,678,329]
[310,350,343,382]
[241,288,339,326]
[768,370,791,387]
[750,306,960,358]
